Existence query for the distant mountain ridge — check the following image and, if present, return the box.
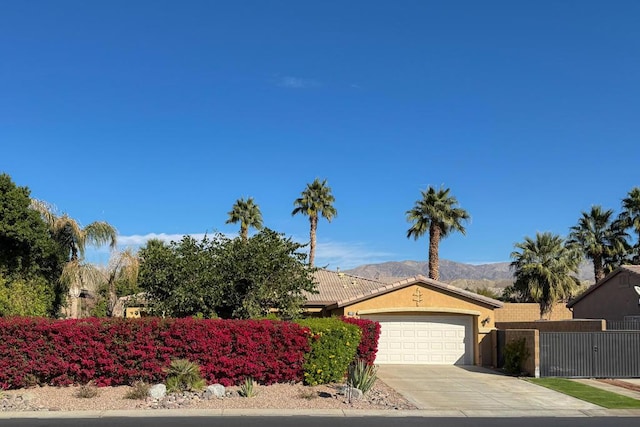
[344,259,595,288]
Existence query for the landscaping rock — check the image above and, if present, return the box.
[204,384,225,399]
[148,384,166,399]
[338,385,363,401]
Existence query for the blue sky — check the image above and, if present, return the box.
[2,1,639,269]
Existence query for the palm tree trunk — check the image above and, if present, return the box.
[309,215,318,267]
[594,255,605,282]
[428,224,440,280]
[241,224,248,242]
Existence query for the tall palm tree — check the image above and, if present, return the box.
[511,232,582,319]
[621,187,640,263]
[406,186,470,281]
[292,178,337,267]
[568,205,630,282]
[226,197,264,241]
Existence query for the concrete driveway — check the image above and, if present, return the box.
[376,365,601,416]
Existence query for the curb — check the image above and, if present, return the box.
[3,408,640,418]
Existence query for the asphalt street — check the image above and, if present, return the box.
[2,417,640,427]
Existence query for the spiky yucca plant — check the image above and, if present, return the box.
[165,359,206,393]
[347,359,378,395]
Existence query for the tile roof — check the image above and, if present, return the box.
[305,269,503,309]
[567,265,640,308]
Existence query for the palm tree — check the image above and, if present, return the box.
[292,178,337,267]
[511,232,581,319]
[568,205,630,282]
[105,248,139,316]
[30,199,117,262]
[226,197,264,241]
[406,186,470,281]
[30,199,118,317]
[621,187,640,263]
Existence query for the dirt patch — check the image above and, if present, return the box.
[598,379,640,393]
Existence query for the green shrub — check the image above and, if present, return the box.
[165,359,206,393]
[296,318,361,386]
[503,338,530,376]
[347,358,377,394]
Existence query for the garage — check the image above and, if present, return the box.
[362,314,473,365]
[305,271,502,366]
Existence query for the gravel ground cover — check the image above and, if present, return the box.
[1,379,416,412]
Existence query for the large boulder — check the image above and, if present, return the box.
[204,384,226,399]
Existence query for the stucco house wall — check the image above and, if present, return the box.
[568,266,640,321]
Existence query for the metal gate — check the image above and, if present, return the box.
[540,331,640,378]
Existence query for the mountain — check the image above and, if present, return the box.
[344,259,595,289]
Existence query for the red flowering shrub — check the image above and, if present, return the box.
[341,317,380,365]
[0,317,310,390]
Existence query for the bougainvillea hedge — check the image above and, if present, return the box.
[340,317,381,365]
[0,317,310,389]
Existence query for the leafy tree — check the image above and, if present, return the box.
[568,205,630,282]
[0,274,54,317]
[510,232,582,319]
[406,186,470,281]
[0,173,64,283]
[620,187,640,263]
[138,230,317,319]
[292,179,337,267]
[138,237,220,318]
[226,197,264,241]
[0,173,65,316]
[212,228,317,319]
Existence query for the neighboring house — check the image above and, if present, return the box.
[567,265,640,322]
[305,269,503,367]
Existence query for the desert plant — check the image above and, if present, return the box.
[239,376,257,398]
[347,359,377,394]
[297,387,317,400]
[503,338,530,376]
[165,359,206,393]
[125,381,151,400]
[74,382,99,398]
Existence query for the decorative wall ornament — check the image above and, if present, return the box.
[412,287,423,307]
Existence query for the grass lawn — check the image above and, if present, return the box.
[528,378,640,409]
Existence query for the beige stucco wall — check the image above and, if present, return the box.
[572,272,640,321]
[495,303,572,322]
[331,283,498,366]
[504,329,539,377]
[496,319,605,332]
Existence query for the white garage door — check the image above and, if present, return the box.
[363,315,473,365]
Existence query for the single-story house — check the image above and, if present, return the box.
[567,265,640,322]
[305,269,503,366]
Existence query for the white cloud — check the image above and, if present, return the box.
[86,232,390,270]
[276,76,319,89]
[116,233,213,247]
[313,240,394,270]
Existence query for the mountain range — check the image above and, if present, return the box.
[344,259,595,290]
